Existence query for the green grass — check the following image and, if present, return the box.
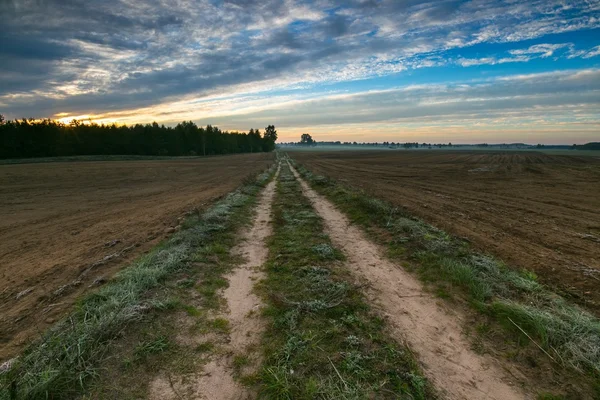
[0,162,277,400]
[290,159,600,383]
[134,336,171,360]
[255,162,434,399]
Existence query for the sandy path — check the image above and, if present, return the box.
[150,165,279,400]
[288,162,529,400]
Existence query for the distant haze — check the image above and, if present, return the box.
[1,0,599,144]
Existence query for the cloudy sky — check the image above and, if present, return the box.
[1,0,599,143]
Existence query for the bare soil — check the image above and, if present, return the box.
[289,162,529,400]
[149,164,279,400]
[0,154,272,362]
[290,150,600,314]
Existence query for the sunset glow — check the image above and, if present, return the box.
[2,0,599,143]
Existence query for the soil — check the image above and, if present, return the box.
[0,154,273,362]
[289,161,530,400]
[148,164,279,400]
[290,150,600,315]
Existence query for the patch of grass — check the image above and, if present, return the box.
[537,393,565,400]
[0,162,277,400]
[134,336,170,359]
[184,304,202,317]
[291,158,600,379]
[233,354,250,370]
[195,342,215,353]
[256,162,434,399]
[210,318,230,333]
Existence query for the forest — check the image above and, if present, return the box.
[0,116,277,159]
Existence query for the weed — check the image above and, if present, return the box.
[134,336,170,359]
[211,318,230,332]
[233,354,250,369]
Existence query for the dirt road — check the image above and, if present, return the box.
[149,164,280,400]
[291,150,600,314]
[0,154,272,361]
[288,161,528,399]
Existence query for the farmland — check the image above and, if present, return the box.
[0,153,272,362]
[290,150,600,314]
[2,152,599,399]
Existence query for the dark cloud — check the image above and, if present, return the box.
[0,0,597,118]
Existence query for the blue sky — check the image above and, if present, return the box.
[1,0,599,143]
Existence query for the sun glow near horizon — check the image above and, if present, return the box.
[2,0,599,144]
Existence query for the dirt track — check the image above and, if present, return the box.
[290,150,600,314]
[0,154,273,362]
[289,161,528,400]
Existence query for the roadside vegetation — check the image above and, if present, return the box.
[290,158,600,396]
[0,163,276,400]
[254,162,435,399]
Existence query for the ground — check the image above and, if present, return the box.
[0,153,272,362]
[2,151,599,400]
[290,150,600,314]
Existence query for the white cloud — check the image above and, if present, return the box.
[509,43,571,58]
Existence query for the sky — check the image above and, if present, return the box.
[1,0,599,144]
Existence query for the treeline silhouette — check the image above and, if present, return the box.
[573,142,600,150]
[0,117,277,159]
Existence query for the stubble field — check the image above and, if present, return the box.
[290,150,600,314]
[0,153,272,361]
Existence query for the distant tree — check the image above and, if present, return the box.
[0,117,278,159]
[264,125,277,142]
[0,114,4,125]
[263,125,277,151]
[300,133,314,146]
[248,128,262,153]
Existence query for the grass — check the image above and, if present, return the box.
[0,162,277,400]
[290,159,600,387]
[255,162,434,399]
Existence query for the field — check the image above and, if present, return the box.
[2,151,599,400]
[0,153,273,362]
[290,150,600,314]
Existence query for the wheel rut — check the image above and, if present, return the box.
[149,164,280,400]
[287,161,529,400]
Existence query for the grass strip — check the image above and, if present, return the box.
[0,163,276,400]
[290,158,600,381]
[255,162,434,399]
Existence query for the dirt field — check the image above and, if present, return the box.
[290,150,600,314]
[0,154,273,362]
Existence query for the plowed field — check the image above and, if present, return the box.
[291,150,600,314]
[0,153,273,361]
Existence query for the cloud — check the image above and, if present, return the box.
[568,44,600,59]
[0,0,599,128]
[184,69,600,129]
[509,43,571,58]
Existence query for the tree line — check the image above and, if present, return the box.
[0,115,277,159]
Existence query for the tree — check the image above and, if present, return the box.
[300,133,314,146]
[264,125,277,142]
[0,114,4,125]
[248,128,261,153]
[263,125,277,151]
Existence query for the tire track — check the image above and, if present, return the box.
[287,161,529,400]
[150,164,280,400]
